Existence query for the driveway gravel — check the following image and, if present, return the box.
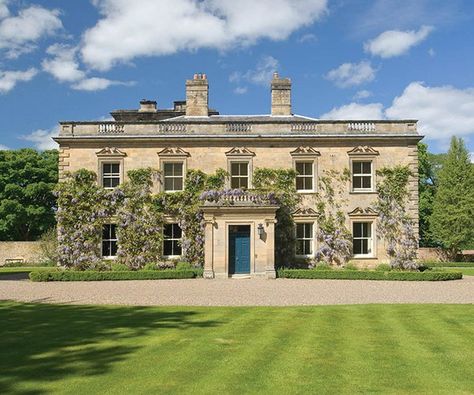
[0,277,473,306]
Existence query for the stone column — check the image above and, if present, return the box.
[203,216,215,279]
[265,218,277,279]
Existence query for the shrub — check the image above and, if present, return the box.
[313,263,333,271]
[175,261,194,270]
[143,262,159,270]
[344,262,359,271]
[30,269,203,282]
[110,262,130,271]
[277,269,462,281]
[38,227,58,265]
[418,261,474,268]
[375,263,392,272]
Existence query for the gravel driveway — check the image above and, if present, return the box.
[0,277,473,306]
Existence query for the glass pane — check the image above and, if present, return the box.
[240,177,248,189]
[362,239,368,254]
[111,163,120,174]
[353,176,362,189]
[231,177,240,189]
[304,240,312,255]
[296,177,304,190]
[304,177,312,190]
[111,241,118,256]
[102,225,110,239]
[110,224,116,239]
[173,241,182,256]
[164,163,173,176]
[353,223,362,237]
[304,162,312,175]
[163,240,173,256]
[174,178,183,191]
[163,224,173,238]
[296,224,304,238]
[102,241,110,257]
[103,178,112,188]
[172,224,182,238]
[103,163,112,173]
[305,223,313,237]
[352,162,361,173]
[231,163,239,176]
[296,240,304,255]
[174,163,183,176]
[239,163,248,176]
[296,162,304,174]
[353,239,362,254]
[362,176,371,189]
[164,178,174,191]
[111,177,120,187]
[365,223,372,238]
[362,162,371,174]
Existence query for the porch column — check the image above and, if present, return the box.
[203,216,215,279]
[265,218,277,279]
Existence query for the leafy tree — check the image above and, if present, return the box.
[0,149,58,240]
[430,137,474,257]
[418,142,437,246]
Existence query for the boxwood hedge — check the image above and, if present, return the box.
[420,261,474,268]
[29,269,203,282]
[277,269,462,281]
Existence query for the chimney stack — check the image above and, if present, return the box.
[271,72,291,116]
[139,99,157,112]
[185,73,209,116]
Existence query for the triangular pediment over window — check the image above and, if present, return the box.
[290,146,320,157]
[157,147,190,157]
[95,147,127,157]
[347,146,379,155]
[225,147,255,157]
[293,207,319,217]
[348,207,378,217]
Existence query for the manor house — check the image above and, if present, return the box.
[55,73,421,278]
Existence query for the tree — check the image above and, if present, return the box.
[418,142,437,246]
[0,149,58,240]
[430,137,474,257]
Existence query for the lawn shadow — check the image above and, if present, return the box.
[0,301,221,394]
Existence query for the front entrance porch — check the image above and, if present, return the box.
[201,198,279,279]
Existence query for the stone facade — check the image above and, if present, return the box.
[55,73,422,277]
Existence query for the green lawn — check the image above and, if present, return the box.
[0,303,473,394]
[441,267,474,276]
[0,267,53,275]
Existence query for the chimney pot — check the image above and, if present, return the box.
[186,73,209,116]
[271,74,291,116]
[139,99,157,112]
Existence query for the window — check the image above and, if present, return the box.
[353,222,373,256]
[163,223,182,257]
[295,223,313,256]
[230,161,249,189]
[102,224,118,258]
[163,162,184,191]
[102,163,120,188]
[295,161,313,191]
[352,161,372,191]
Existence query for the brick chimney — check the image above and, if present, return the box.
[271,72,291,116]
[139,99,157,112]
[185,73,209,116]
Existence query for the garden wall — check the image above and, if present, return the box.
[0,241,42,266]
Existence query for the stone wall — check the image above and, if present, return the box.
[0,241,43,266]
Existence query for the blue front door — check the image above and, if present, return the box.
[229,225,251,274]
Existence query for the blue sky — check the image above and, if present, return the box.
[0,0,473,157]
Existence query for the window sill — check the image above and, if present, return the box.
[352,256,377,260]
[296,191,317,194]
[350,190,377,194]
[102,256,117,260]
[164,190,184,193]
[162,255,182,260]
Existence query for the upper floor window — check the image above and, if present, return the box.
[163,223,182,257]
[353,222,373,257]
[163,162,184,192]
[230,161,249,189]
[352,160,372,191]
[295,161,314,192]
[295,222,313,256]
[102,224,118,258]
[102,163,120,188]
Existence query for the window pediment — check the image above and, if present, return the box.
[348,207,378,217]
[225,147,255,157]
[347,146,379,156]
[293,207,318,218]
[96,147,127,157]
[290,146,320,157]
[157,147,190,157]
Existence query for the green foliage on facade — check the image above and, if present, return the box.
[430,137,474,256]
[0,148,58,240]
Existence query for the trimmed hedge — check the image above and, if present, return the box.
[420,261,474,268]
[277,269,462,281]
[29,269,203,282]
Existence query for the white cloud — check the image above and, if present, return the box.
[71,77,134,91]
[233,86,247,95]
[0,68,37,93]
[298,33,317,43]
[428,48,435,57]
[320,102,384,120]
[0,4,62,58]
[325,61,376,88]
[0,0,9,19]
[364,25,433,58]
[230,55,279,86]
[81,0,327,70]
[353,90,372,100]
[0,144,9,150]
[386,82,474,141]
[42,44,85,82]
[21,126,59,150]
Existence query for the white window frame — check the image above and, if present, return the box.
[101,162,121,189]
[295,222,315,257]
[102,224,118,259]
[352,221,374,258]
[163,223,183,258]
[162,161,185,192]
[295,160,315,192]
[351,160,373,192]
[229,160,250,189]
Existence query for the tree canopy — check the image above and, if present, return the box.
[429,137,474,255]
[0,149,58,240]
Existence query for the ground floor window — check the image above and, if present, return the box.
[295,222,313,256]
[102,224,118,257]
[353,222,373,256]
[163,223,182,257]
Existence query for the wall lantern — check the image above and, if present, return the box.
[257,223,265,238]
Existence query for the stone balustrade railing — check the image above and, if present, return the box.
[98,123,124,134]
[225,123,252,132]
[158,123,187,133]
[291,123,318,132]
[346,122,376,132]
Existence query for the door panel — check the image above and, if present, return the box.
[229,225,251,274]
